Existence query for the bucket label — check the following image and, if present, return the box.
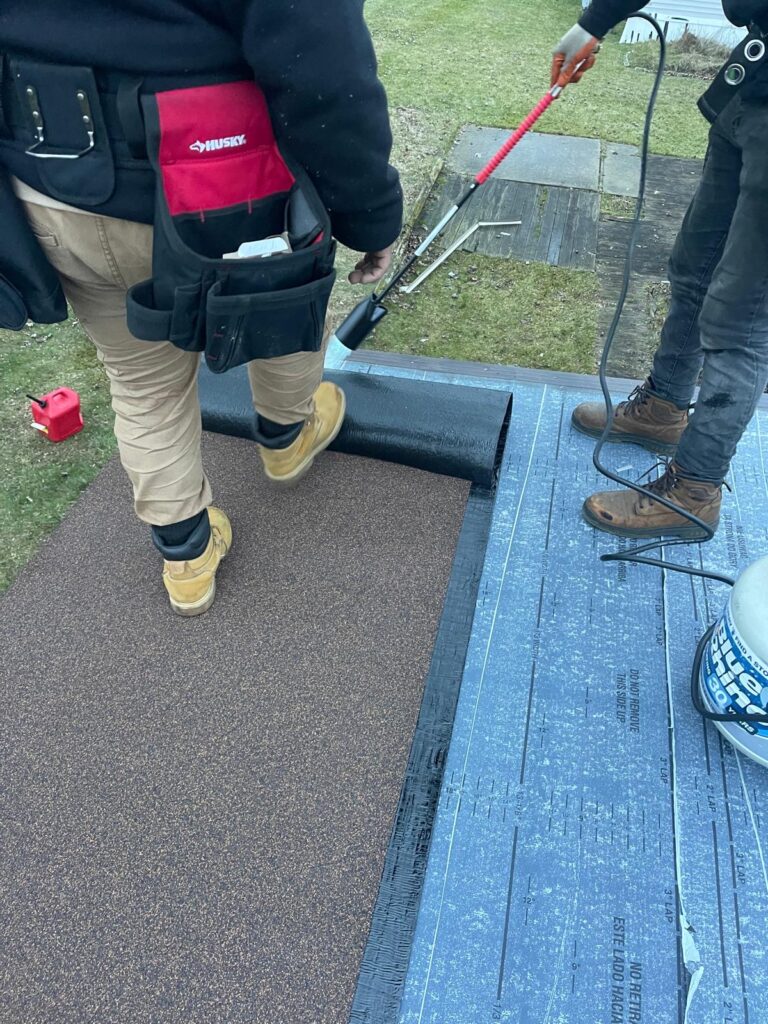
[702,604,768,738]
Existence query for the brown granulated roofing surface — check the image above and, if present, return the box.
[0,434,469,1024]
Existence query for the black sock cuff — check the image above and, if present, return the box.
[254,415,304,450]
[152,509,211,561]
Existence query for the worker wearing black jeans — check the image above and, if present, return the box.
[555,1,768,540]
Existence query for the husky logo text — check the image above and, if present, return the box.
[189,134,247,154]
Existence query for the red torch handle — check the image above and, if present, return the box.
[475,92,556,186]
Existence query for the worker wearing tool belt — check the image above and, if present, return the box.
[0,1,402,616]
[554,1,768,540]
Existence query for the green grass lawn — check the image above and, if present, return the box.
[371,252,599,371]
[367,0,708,159]
[0,319,116,590]
[0,0,711,591]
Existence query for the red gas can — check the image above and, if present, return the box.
[28,388,84,442]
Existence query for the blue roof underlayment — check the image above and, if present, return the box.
[334,343,768,1024]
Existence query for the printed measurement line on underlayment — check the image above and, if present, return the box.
[414,386,548,1024]
[734,754,768,898]
[662,555,705,1024]
[755,414,768,503]
[718,733,751,1022]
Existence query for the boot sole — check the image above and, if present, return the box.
[582,500,717,540]
[571,415,680,457]
[170,578,217,617]
[263,391,347,487]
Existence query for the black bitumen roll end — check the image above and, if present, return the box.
[199,363,513,490]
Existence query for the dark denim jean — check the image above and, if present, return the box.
[650,96,768,484]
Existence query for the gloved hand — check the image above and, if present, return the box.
[348,243,394,285]
[551,24,601,89]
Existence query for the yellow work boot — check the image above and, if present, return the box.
[259,382,346,485]
[162,507,232,617]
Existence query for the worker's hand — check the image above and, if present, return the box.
[551,24,601,89]
[348,244,394,285]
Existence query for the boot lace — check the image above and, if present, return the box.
[638,461,679,509]
[618,382,693,422]
[635,461,728,510]
[617,383,651,421]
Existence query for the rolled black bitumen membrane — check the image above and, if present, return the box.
[199,363,512,490]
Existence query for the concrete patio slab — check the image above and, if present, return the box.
[602,142,642,197]
[448,127,601,191]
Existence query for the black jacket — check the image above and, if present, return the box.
[0,0,402,252]
[580,0,768,37]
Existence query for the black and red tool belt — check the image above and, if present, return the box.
[0,58,337,368]
[127,80,337,371]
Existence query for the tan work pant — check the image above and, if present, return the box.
[21,200,327,527]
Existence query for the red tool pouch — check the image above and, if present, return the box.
[126,81,336,373]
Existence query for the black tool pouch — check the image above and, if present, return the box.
[8,58,116,205]
[126,81,336,372]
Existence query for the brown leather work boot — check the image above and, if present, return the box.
[572,379,689,456]
[583,463,722,540]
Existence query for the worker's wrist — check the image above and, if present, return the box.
[578,10,612,39]
[331,192,404,254]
